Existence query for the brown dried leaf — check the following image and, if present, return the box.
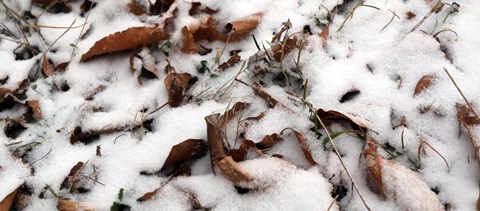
[252,82,290,110]
[218,53,241,71]
[319,24,330,47]
[456,103,480,164]
[456,103,480,126]
[414,74,436,97]
[80,0,96,15]
[80,27,170,62]
[55,62,69,72]
[181,26,199,54]
[316,108,369,130]
[162,139,207,168]
[225,13,262,42]
[205,114,225,171]
[57,199,93,211]
[0,188,18,211]
[189,2,218,16]
[363,139,444,210]
[127,2,146,16]
[272,36,298,62]
[363,138,385,196]
[164,72,192,107]
[226,139,262,162]
[163,8,178,33]
[41,56,54,77]
[284,128,317,165]
[61,162,85,190]
[26,100,42,119]
[219,102,248,127]
[137,188,161,202]
[406,11,416,20]
[256,133,283,150]
[216,156,253,185]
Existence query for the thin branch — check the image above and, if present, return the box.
[443,67,480,120]
[28,148,52,167]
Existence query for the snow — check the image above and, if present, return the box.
[1,0,480,210]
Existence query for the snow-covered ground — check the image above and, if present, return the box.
[1,0,479,210]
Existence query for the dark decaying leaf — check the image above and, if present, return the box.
[80,27,170,62]
[456,103,480,165]
[164,72,192,107]
[61,162,85,190]
[216,156,253,185]
[226,139,262,162]
[414,74,436,97]
[13,142,41,158]
[150,0,175,15]
[406,11,416,19]
[252,82,290,110]
[161,139,207,169]
[0,187,19,211]
[80,0,96,15]
[218,53,241,71]
[316,108,369,131]
[4,118,28,139]
[189,2,217,16]
[339,88,360,103]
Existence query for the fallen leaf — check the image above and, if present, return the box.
[80,0,96,15]
[80,27,170,62]
[137,188,161,202]
[26,100,42,119]
[256,133,283,150]
[319,24,330,47]
[55,62,69,72]
[181,26,199,54]
[127,1,146,16]
[316,108,369,131]
[61,161,85,190]
[4,118,27,139]
[226,139,262,162]
[219,102,249,127]
[456,103,480,165]
[189,2,217,16]
[282,128,317,165]
[130,47,159,85]
[216,156,253,185]
[0,188,18,211]
[150,0,174,15]
[339,88,360,103]
[205,114,225,171]
[163,8,178,33]
[41,56,54,77]
[252,82,290,110]
[271,36,298,61]
[218,53,241,71]
[406,11,416,20]
[164,72,192,107]
[57,199,93,211]
[414,74,436,97]
[363,138,444,210]
[161,139,207,168]
[224,13,262,42]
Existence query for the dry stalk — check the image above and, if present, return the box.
[443,67,480,120]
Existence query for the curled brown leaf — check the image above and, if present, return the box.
[226,139,262,162]
[216,156,253,185]
[164,72,192,107]
[80,27,170,62]
[414,74,436,97]
[161,139,207,169]
[0,187,18,211]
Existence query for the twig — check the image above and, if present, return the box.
[40,19,77,60]
[380,9,399,31]
[443,67,480,120]
[418,140,450,171]
[327,194,339,210]
[409,1,444,33]
[28,148,52,167]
